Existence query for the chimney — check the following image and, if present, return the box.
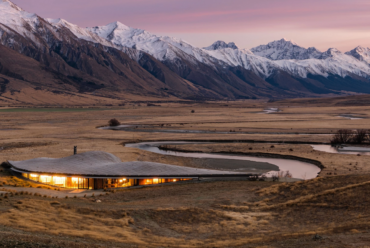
[74,146,77,155]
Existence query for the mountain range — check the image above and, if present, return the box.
[1,0,370,105]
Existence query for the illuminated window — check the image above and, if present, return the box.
[53,176,66,187]
[116,178,132,188]
[39,175,52,184]
[29,174,39,181]
[173,179,177,182]
[153,178,159,184]
[71,177,79,188]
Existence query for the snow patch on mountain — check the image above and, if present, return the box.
[345,46,370,64]
[251,38,323,60]
[0,0,65,50]
[0,0,40,37]
[1,0,22,12]
[47,18,113,47]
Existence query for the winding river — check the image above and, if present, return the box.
[126,141,321,180]
[101,123,370,181]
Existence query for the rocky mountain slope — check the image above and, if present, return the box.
[1,0,370,105]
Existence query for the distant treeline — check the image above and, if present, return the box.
[331,129,370,144]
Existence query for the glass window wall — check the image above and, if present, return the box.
[21,173,193,189]
[138,178,192,186]
[22,173,89,189]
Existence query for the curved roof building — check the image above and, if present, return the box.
[8,151,252,190]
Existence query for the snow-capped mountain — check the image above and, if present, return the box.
[46,18,113,47]
[2,0,370,103]
[250,38,323,60]
[87,21,223,67]
[204,41,238,50]
[204,42,370,79]
[0,0,35,35]
[0,0,60,48]
[47,16,370,82]
[0,0,222,103]
[345,46,370,65]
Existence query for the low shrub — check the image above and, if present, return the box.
[108,118,120,127]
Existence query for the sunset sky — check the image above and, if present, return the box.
[11,0,370,52]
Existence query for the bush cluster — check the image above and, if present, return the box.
[108,118,121,127]
[331,129,370,144]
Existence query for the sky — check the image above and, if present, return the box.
[11,0,370,52]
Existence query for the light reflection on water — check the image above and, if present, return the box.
[337,115,364,120]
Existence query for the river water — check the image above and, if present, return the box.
[126,141,321,180]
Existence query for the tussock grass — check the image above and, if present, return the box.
[1,199,267,247]
[0,199,205,246]
[257,176,370,210]
[0,199,147,245]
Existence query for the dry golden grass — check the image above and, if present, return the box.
[1,103,370,246]
[0,199,146,244]
[0,197,278,247]
[1,175,370,247]
[258,180,370,209]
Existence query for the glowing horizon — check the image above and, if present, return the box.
[11,0,370,52]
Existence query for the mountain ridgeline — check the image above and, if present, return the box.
[1,0,370,105]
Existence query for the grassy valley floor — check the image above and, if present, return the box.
[1,101,370,247]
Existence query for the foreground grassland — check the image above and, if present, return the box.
[1,101,370,247]
[1,177,370,247]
